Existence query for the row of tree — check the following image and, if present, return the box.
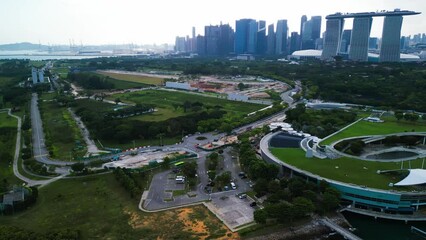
[113,168,141,198]
[254,178,341,224]
[0,226,80,240]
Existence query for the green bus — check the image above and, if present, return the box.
[174,161,184,167]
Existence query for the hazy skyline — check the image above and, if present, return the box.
[1,0,425,46]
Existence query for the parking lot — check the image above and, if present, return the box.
[205,192,255,230]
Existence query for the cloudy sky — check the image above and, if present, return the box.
[0,0,424,45]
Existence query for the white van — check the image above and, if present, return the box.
[230,182,236,190]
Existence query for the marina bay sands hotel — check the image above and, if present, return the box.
[322,9,420,62]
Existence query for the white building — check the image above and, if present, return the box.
[31,67,45,84]
[165,81,196,91]
[31,67,38,84]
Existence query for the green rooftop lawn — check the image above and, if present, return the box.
[321,117,426,146]
[270,148,423,190]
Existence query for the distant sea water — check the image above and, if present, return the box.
[0,50,105,60]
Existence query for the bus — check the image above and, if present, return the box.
[174,161,185,167]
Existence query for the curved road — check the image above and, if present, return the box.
[6,108,65,187]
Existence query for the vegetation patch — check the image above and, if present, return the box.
[97,71,165,85]
[39,94,86,160]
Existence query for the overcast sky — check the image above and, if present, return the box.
[0,0,424,45]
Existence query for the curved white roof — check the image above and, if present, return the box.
[394,169,426,186]
[291,50,322,57]
[290,49,420,61]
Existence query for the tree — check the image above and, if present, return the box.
[114,98,121,104]
[395,111,404,121]
[254,209,268,224]
[322,188,340,211]
[267,180,281,193]
[71,162,85,172]
[292,197,315,217]
[182,161,197,178]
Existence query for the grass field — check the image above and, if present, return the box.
[0,174,236,239]
[270,148,423,190]
[39,94,86,160]
[321,117,426,146]
[0,112,22,188]
[108,89,264,122]
[98,71,165,86]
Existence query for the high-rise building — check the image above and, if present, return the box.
[175,36,187,52]
[301,19,313,49]
[267,24,275,55]
[196,35,206,56]
[275,20,288,55]
[300,15,307,49]
[289,32,300,54]
[369,37,378,50]
[349,17,372,61]
[32,67,38,84]
[340,30,352,53]
[379,16,403,62]
[311,16,322,42]
[38,69,44,83]
[205,25,220,55]
[191,27,197,53]
[256,20,267,55]
[235,19,254,54]
[218,23,234,55]
[247,21,258,54]
[321,18,345,60]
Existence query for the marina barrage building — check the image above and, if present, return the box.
[321,9,421,62]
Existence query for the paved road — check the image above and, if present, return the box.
[31,93,71,166]
[5,108,65,187]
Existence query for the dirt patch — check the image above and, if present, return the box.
[125,206,239,239]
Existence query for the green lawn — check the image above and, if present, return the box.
[0,112,22,190]
[39,94,86,160]
[97,71,164,85]
[270,148,421,190]
[0,174,233,239]
[108,89,264,122]
[321,117,426,146]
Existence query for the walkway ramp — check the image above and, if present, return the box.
[320,217,362,240]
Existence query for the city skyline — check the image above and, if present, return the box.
[0,0,425,45]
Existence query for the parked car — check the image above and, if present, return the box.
[236,193,247,199]
[249,202,257,207]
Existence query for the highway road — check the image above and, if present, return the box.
[31,93,71,166]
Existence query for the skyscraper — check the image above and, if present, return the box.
[321,18,345,60]
[349,17,372,61]
[340,30,352,53]
[311,16,322,42]
[301,19,313,49]
[256,20,267,55]
[267,24,275,55]
[218,23,234,55]
[196,35,206,56]
[369,37,378,50]
[235,19,254,54]
[247,20,258,54]
[174,36,186,52]
[205,25,220,55]
[289,32,300,54]
[300,15,307,49]
[275,20,288,55]
[379,16,403,62]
